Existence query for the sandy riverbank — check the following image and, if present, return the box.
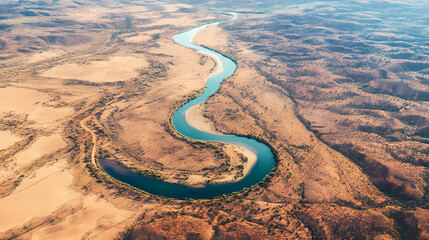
[185,104,257,176]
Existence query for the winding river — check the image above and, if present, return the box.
[99,18,276,200]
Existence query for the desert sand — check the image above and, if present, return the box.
[0,161,79,233]
[14,134,66,168]
[123,34,153,43]
[27,49,66,63]
[31,195,130,240]
[0,131,21,150]
[41,56,148,82]
[0,87,72,122]
[0,0,427,239]
[0,87,50,113]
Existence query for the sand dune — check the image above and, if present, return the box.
[0,131,21,150]
[0,87,49,113]
[0,161,79,233]
[31,195,130,240]
[0,87,72,122]
[14,134,66,168]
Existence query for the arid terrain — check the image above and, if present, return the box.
[0,0,428,239]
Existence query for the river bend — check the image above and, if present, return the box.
[99,19,276,200]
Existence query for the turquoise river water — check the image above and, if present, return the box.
[99,20,276,200]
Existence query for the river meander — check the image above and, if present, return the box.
[99,19,276,200]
